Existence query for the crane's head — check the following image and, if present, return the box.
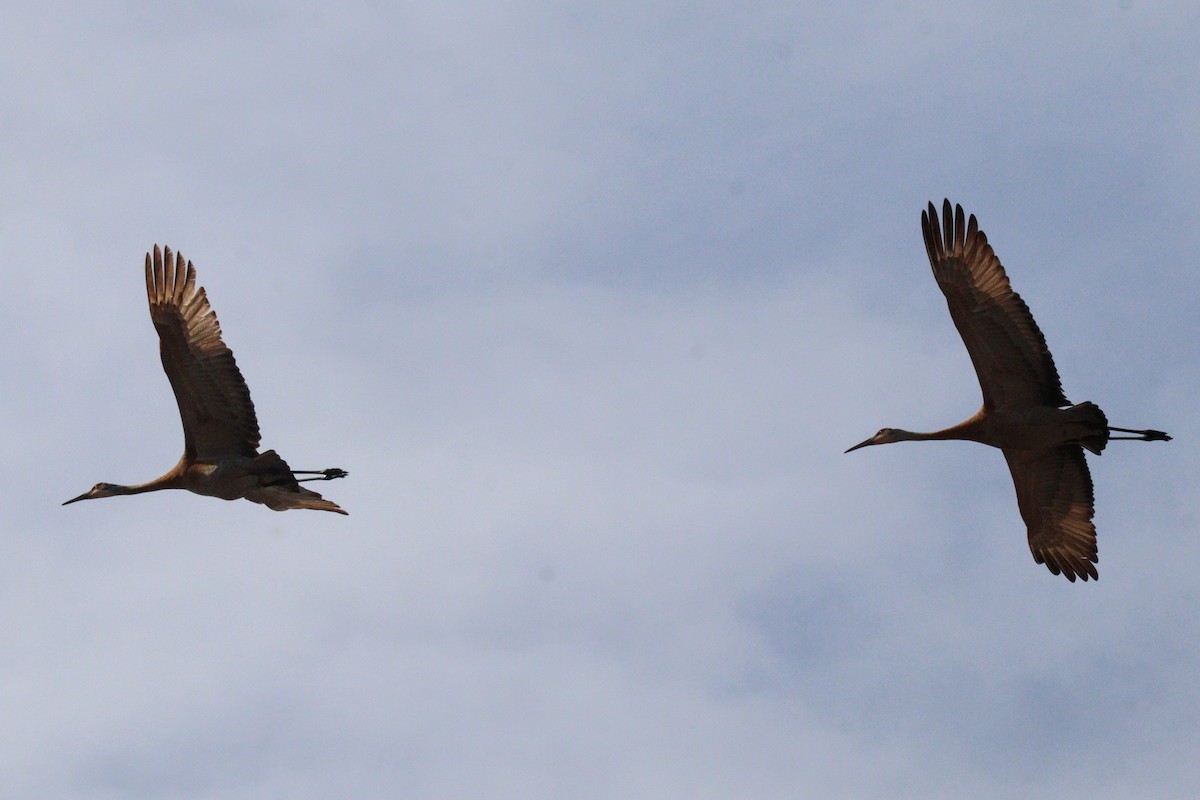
[63,483,123,505]
[845,428,906,453]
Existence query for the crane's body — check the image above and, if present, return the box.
[64,245,347,514]
[847,201,1168,581]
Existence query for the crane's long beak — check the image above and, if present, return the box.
[62,491,91,505]
[844,437,876,454]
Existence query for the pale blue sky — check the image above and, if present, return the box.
[4,2,1198,798]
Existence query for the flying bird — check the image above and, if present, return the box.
[64,246,348,514]
[846,200,1169,581]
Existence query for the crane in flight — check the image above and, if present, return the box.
[846,200,1168,581]
[64,245,348,515]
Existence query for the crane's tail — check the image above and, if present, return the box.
[1067,401,1109,456]
[281,486,347,514]
[248,484,349,514]
[247,451,348,514]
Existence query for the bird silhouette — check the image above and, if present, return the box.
[847,200,1168,581]
[64,245,347,514]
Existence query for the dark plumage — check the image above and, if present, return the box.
[847,201,1169,581]
[64,246,347,514]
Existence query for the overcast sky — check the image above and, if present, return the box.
[4,2,1199,798]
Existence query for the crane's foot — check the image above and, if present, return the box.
[1108,427,1172,442]
[293,468,348,482]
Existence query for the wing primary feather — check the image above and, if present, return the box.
[965,213,979,255]
[921,207,937,265]
[182,258,197,303]
[942,199,954,251]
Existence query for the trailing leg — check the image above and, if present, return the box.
[292,468,348,482]
[1108,427,1171,442]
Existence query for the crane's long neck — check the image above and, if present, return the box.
[894,415,989,444]
[110,463,188,495]
[109,477,185,495]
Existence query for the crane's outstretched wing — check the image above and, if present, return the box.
[922,200,1068,412]
[146,245,261,461]
[1003,445,1098,582]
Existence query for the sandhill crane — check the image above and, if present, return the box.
[64,245,348,515]
[846,200,1169,581]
